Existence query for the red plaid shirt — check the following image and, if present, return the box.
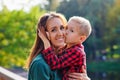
[42,44,86,80]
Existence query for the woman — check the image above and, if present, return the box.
[26,12,90,80]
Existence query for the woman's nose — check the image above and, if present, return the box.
[65,30,68,35]
[57,30,63,35]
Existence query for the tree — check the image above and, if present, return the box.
[0,6,46,68]
[45,0,60,11]
[105,0,120,58]
[57,0,114,60]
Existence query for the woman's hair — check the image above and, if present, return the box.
[26,12,67,68]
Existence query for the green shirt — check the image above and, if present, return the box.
[28,54,62,80]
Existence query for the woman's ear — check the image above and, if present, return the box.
[37,29,40,37]
[46,32,50,40]
[38,27,48,39]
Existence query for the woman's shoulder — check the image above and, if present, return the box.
[32,54,44,62]
[29,54,51,74]
[28,54,53,80]
[31,54,49,68]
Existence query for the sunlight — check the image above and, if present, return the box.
[0,0,48,12]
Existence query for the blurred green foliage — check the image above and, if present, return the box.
[87,61,120,72]
[0,0,120,68]
[0,5,46,68]
[57,0,120,61]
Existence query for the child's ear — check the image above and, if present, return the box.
[80,36,86,43]
[46,32,50,40]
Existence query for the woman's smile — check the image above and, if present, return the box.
[56,37,64,42]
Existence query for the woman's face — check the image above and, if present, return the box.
[46,17,66,49]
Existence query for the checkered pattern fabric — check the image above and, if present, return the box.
[42,44,86,80]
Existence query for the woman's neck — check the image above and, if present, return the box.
[52,45,66,55]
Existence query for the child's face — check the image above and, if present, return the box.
[65,21,81,45]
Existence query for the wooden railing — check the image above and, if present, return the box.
[0,66,27,80]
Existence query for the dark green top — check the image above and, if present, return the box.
[28,54,62,80]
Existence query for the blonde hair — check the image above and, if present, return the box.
[68,16,92,38]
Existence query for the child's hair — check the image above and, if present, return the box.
[68,16,92,38]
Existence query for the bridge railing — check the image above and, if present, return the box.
[0,66,27,80]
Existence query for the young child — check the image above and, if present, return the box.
[42,16,92,80]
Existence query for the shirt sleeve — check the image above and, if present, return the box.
[28,60,51,80]
[42,46,85,70]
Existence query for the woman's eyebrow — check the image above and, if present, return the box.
[65,25,68,29]
[49,26,57,30]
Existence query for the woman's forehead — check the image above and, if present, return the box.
[47,18,63,27]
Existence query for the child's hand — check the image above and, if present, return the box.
[68,66,91,80]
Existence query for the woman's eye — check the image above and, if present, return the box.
[51,29,56,32]
[60,25,65,30]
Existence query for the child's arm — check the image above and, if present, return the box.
[42,46,85,70]
[68,66,90,80]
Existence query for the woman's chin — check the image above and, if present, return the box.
[55,43,65,48]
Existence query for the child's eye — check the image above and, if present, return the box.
[70,30,74,32]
